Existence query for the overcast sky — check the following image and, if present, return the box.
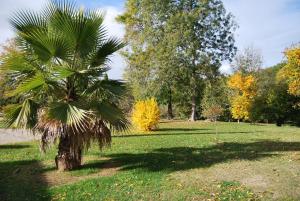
[0,0,299,78]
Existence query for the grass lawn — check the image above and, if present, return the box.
[1,121,300,201]
[0,120,4,128]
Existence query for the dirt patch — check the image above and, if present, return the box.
[241,175,268,190]
[8,157,120,187]
[170,152,300,200]
[43,158,120,186]
[44,165,119,186]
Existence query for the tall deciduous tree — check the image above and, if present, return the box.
[228,73,257,122]
[278,46,300,96]
[231,46,263,74]
[168,1,237,121]
[0,1,129,171]
[118,0,181,120]
[119,0,237,121]
[201,77,228,121]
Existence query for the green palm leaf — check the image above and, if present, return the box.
[88,100,129,131]
[0,49,34,74]
[3,99,39,129]
[2,104,22,128]
[90,38,125,67]
[84,79,127,98]
[48,2,106,59]
[6,73,46,97]
[47,102,92,130]
[52,66,75,80]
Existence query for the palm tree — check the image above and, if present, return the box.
[0,1,129,171]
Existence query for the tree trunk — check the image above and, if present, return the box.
[276,118,284,127]
[167,88,174,120]
[189,94,196,121]
[215,119,218,143]
[55,134,82,171]
[189,71,197,122]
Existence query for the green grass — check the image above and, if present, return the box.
[1,121,300,201]
[0,120,4,128]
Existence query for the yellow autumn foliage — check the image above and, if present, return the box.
[278,47,300,96]
[131,98,160,131]
[228,72,257,97]
[228,73,257,121]
[230,95,251,120]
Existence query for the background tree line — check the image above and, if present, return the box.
[117,0,237,121]
[1,0,299,126]
[117,0,300,126]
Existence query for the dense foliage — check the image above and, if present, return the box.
[201,77,228,121]
[250,63,300,126]
[278,46,300,96]
[118,0,298,125]
[228,73,257,121]
[119,0,237,121]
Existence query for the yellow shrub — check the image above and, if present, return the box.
[131,98,160,131]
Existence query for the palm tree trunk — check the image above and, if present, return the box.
[55,134,82,171]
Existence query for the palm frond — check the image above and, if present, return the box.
[48,1,106,60]
[3,99,39,129]
[90,38,125,67]
[0,49,34,74]
[88,100,130,131]
[77,66,110,77]
[2,104,22,128]
[19,27,73,62]
[52,66,75,80]
[84,79,127,98]
[10,10,46,35]
[6,73,46,97]
[47,102,92,131]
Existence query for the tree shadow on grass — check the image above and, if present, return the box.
[82,140,300,173]
[157,128,212,132]
[0,145,31,149]
[0,160,51,201]
[114,131,262,138]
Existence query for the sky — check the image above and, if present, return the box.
[0,0,300,78]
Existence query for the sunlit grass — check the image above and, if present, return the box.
[1,121,300,200]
